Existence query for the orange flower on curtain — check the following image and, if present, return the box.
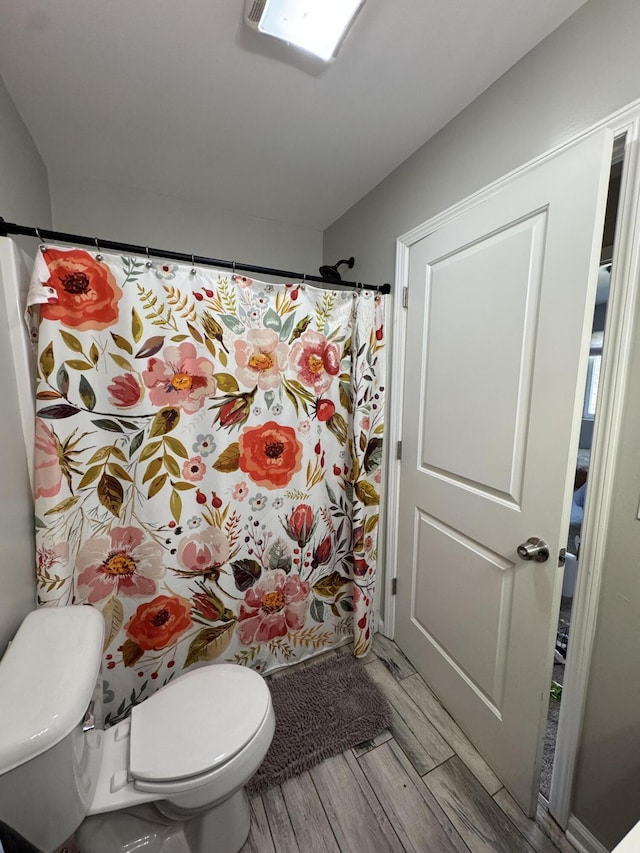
[40,248,122,331]
[29,250,385,724]
[125,595,193,651]
[238,421,303,488]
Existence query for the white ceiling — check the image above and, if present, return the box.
[0,0,587,231]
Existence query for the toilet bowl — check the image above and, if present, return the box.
[0,606,274,853]
[79,663,274,852]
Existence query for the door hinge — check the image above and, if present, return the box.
[402,286,408,309]
[391,578,398,596]
[396,440,402,460]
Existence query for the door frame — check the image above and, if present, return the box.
[382,98,640,830]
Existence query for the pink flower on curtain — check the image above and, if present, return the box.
[37,541,69,581]
[289,329,340,395]
[233,481,249,501]
[76,527,165,603]
[34,418,63,499]
[238,421,303,489]
[232,275,253,288]
[237,570,310,645]
[283,504,316,548]
[234,328,288,390]
[108,373,143,408]
[182,456,206,482]
[177,527,231,579]
[142,342,217,413]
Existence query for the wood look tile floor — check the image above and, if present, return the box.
[242,635,577,853]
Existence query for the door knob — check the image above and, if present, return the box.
[517,537,550,562]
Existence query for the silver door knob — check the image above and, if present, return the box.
[517,537,550,562]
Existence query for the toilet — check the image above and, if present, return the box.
[0,606,275,853]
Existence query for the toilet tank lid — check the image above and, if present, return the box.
[0,606,104,775]
[129,664,271,782]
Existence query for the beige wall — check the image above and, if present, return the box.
[0,76,50,650]
[324,0,640,847]
[49,174,323,276]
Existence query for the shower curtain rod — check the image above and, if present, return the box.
[0,219,391,294]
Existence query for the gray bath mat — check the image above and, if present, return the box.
[247,653,392,795]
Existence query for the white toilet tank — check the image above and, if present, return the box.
[0,606,104,852]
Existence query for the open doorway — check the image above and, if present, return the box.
[539,146,624,800]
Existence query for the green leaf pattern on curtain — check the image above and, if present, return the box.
[29,247,385,725]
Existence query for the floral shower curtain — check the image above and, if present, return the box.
[28,247,385,724]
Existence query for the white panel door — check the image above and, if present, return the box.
[394,129,613,816]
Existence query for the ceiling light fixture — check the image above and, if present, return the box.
[244,0,366,63]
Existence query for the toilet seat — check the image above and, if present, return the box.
[129,665,271,789]
[87,664,274,815]
[131,703,274,798]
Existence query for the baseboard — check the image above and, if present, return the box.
[566,815,609,853]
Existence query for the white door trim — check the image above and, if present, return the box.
[384,96,640,830]
[381,235,409,638]
[549,111,640,827]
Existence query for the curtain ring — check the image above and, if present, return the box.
[190,254,197,276]
[232,260,236,275]
[301,273,306,289]
[94,237,103,261]
[145,247,153,269]
[35,227,47,253]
